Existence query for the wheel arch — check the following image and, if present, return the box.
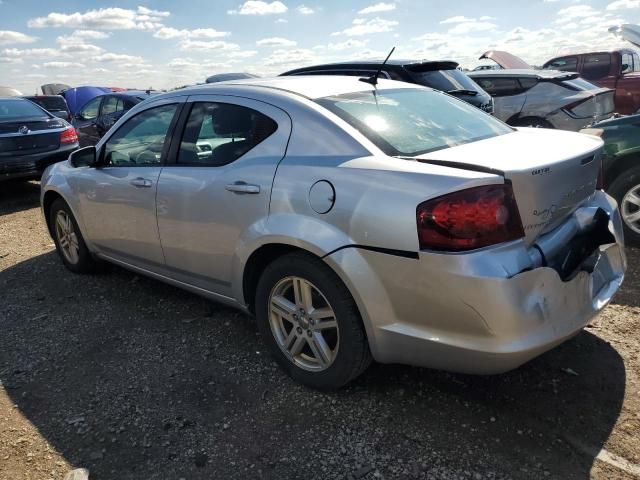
[604,152,640,189]
[42,189,65,238]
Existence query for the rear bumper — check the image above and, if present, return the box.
[547,110,614,132]
[0,143,77,181]
[325,190,626,374]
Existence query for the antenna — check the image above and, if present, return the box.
[360,47,395,86]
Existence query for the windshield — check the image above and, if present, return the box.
[317,88,512,156]
[0,98,48,120]
[26,96,68,111]
[409,69,482,93]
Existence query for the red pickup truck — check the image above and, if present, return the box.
[543,25,640,115]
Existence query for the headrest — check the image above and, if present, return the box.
[212,104,253,135]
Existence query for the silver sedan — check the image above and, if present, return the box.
[41,76,626,389]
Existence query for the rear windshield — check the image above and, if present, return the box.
[0,99,48,120]
[316,88,512,156]
[562,78,599,91]
[26,96,67,111]
[409,68,482,94]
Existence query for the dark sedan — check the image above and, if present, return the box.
[73,91,156,147]
[0,97,78,182]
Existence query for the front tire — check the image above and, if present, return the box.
[50,198,97,273]
[255,252,371,389]
[608,166,640,246]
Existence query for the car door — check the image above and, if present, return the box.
[74,96,103,147]
[156,95,292,296]
[473,77,526,122]
[95,95,120,138]
[75,99,183,268]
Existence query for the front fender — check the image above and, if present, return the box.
[40,162,94,251]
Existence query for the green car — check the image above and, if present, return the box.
[583,114,640,245]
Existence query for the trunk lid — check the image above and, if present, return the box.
[479,50,532,70]
[0,119,62,156]
[415,129,603,244]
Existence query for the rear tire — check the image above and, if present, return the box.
[50,198,97,273]
[255,252,372,390]
[608,166,640,247]
[511,117,555,129]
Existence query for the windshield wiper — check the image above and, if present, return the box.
[446,89,478,96]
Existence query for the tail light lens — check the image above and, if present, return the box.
[417,183,525,251]
[562,97,591,118]
[60,127,78,144]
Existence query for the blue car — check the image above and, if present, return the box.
[72,91,156,147]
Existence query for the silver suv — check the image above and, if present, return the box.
[468,70,615,130]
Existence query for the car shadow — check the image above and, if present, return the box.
[0,180,41,216]
[0,251,628,479]
[612,246,640,308]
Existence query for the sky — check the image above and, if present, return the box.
[0,0,639,94]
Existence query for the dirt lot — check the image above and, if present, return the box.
[0,181,639,480]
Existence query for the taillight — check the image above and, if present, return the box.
[417,183,525,251]
[562,97,591,118]
[60,127,78,144]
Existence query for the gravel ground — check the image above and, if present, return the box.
[1,181,639,480]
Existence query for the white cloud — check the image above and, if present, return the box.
[178,39,240,51]
[153,27,229,40]
[332,17,398,36]
[0,30,37,46]
[358,2,396,14]
[28,6,169,30]
[256,37,297,46]
[263,48,315,66]
[606,0,640,10]
[326,39,369,50]
[2,47,62,59]
[70,30,110,40]
[225,50,259,59]
[297,5,315,14]
[228,1,288,15]
[447,20,497,35]
[95,53,144,63]
[276,18,288,23]
[555,5,598,24]
[56,30,108,54]
[440,16,475,24]
[44,61,85,69]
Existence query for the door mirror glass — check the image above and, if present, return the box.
[69,145,97,168]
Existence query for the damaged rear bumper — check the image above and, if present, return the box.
[325,190,626,374]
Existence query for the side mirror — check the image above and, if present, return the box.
[74,113,85,121]
[69,146,97,168]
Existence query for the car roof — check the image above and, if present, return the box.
[468,69,577,79]
[546,48,637,61]
[282,59,459,73]
[110,90,157,98]
[170,75,420,101]
[0,96,29,101]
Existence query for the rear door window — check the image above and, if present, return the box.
[177,102,278,166]
[474,77,521,97]
[101,96,119,115]
[582,53,612,80]
[544,57,578,72]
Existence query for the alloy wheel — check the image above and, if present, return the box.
[621,184,640,235]
[55,210,80,264]
[268,276,339,372]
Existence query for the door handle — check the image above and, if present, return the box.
[130,177,153,188]
[225,182,260,194]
